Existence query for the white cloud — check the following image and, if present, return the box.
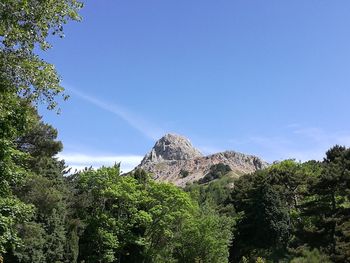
[58,153,143,173]
[229,126,350,162]
[293,127,350,146]
[67,87,164,140]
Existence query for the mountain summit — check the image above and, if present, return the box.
[138,134,268,186]
[140,133,202,164]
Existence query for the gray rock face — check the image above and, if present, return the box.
[140,134,203,164]
[137,134,268,187]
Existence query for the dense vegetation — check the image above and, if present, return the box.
[186,150,350,262]
[197,163,232,184]
[1,1,350,262]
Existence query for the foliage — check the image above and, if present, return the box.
[0,90,34,256]
[298,145,350,262]
[230,160,316,262]
[0,197,33,254]
[198,163,232,184]
[186,175,236,216]
[176,204,233,263]
[0,116,72,263]
[0,0,82,259]
[229,148,350,263]
[179,169,189,178]
[290,248,331,263]
[0,0,83,108]
[70,166,233,263]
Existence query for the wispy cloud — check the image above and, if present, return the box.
[293,127,350,145]
[246,136,326,161]
[229,126,350,162]
[67,87,164,140]
[58,153,143,173]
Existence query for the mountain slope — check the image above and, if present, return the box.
[137,134,268,186]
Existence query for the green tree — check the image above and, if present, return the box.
[299,146,350,262]
[70,166,233,263]
[72,165,193,262]
[2,116,74,263]
[231,161,309,262]
[176,204,233,263]
[185,175,236,216]
[0,92,34,255]
[290,248,331,263]
[1,0,82,109]
[198,163,232,184]
[0,0,82,258]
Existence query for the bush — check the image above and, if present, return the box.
[180,169,190,178]
[198,163,232,184]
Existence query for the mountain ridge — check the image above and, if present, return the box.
[137,133,268,186]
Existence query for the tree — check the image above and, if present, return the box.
[1,0,82,108]
[299,146,350,262]
[175,204,233,263]
[231,161,309,262]
[198,163,232,184]
[0,91,34,256]
[0,0,82,258]
[185,175,236,216]
[1,115,74,263]
[72,166,192,262]
[290,248,331,263]
[70,166,233,263]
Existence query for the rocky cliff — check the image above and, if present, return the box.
[137,134,268,186]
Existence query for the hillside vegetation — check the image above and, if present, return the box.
[186,152,350,262]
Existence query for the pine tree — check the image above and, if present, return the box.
[300,146,350,262]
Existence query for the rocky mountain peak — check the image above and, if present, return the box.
[140,133,203,164]
[137,134,268,186]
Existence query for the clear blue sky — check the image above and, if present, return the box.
[40,0,350,172]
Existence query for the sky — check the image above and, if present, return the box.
[40,0,350,172]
